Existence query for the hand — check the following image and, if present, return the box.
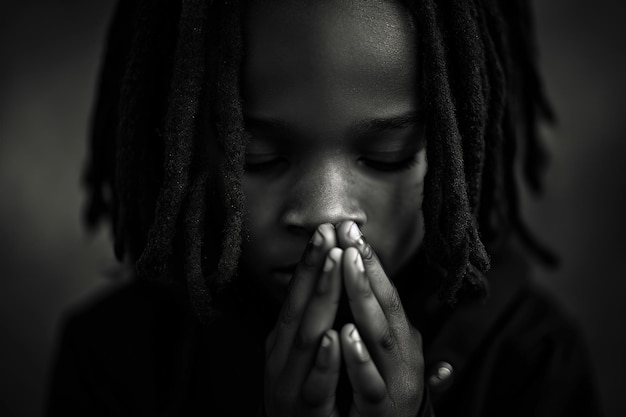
[336,221,424,417]
[264,224,343,417]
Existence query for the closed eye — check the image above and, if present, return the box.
[244,155,288,173]
[360,153,419,172]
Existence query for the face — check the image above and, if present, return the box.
[239,0,427,303]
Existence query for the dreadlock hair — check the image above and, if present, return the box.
[84,0,556,323]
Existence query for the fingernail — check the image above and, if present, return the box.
[349,325,361,342]
[319,248,341,293]
[321,333,332,348]
[310,228,324,246]
[348,224,372,260]
[317,332,332,368]
[348,222,362,241]
[317,258,334,294]
[354,251,365,273]
[323,253,335,273]
[349,327,369,362]
[357,237,372,260]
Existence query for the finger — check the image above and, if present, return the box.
[336,221,408,327]
[280,248,343,392]
[267,224,336,368]
[341,324,390,416]
[342,247,397,372]
[298,247,343,349]
[300,330,341,416]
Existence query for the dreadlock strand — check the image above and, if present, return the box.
[183,170,214,323]
[478,0,522,252]
[136,0,209,280]
[213,0,247,290]
[411,0,447,267]
[500,0,554,193]
[488,0,559,266]
[85,0,560,319]
[444,0,488,216]
[416,0,478,304]
[115,0,167,261]
[475,0,508,247]
[446,0,493,297]
[437,2,487,303]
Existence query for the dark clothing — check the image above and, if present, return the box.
[47,248,601,416]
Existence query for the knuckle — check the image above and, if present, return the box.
[281,298,297,326]
[357,282,374,298]
[377,327,396,352]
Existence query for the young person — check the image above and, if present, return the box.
[48,0,601,415]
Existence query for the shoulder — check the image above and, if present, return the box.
[48,280,194,415]
[60,281,183,348]
[426,249,601,416]
[463,248,592,377]
[474,285,599,416]
[463,244,587,357]
[63,280,186,331]
[497,284,585,355]
[480,245,589,364]
[473,282,591,385]
[426,245,587,361]
[427,281,587,381]
[59,279,194,369]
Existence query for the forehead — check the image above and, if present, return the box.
[242,0,418,125]
[243,0,415,52]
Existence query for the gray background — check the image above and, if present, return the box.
[0,0,624,416]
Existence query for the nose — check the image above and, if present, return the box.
[281,160,367,235]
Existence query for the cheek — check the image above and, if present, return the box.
[240,181,278,263]
[373,185,423,273]
[362,156,426,277]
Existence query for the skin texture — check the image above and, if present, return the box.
[239,0,426,415]
[240,0,427,302]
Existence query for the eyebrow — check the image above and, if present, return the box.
[348,111,424,136]
[243,110,424,143]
